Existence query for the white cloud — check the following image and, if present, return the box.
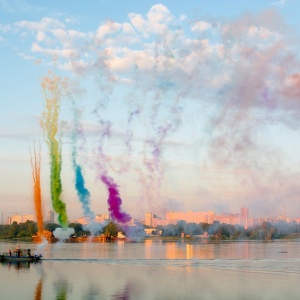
[146,4,172,34]
[248,25,273,39]
[36,31,46,41]
[147,4,172,24]
[31,42,79,59]
[191,21,211,32]
[40,28,87,50]
[122,22,135,35]
[15,17,65,31]
[129,4,172,36]
[17,52,35,60]
[96,20,122,40]
[128,13,146,33]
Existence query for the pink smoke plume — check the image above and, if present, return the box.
[101,175,131,224]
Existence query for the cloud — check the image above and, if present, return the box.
[96,20,122,40]
[191,21,211,32]
[31,42,79,58]
[129,4,172,36]
[17,51,35,60]
[16,17,65,31]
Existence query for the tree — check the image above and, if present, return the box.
[8,221,19,238]
[103,222,118,237]
[68,223,88,236]
[162,224,178,237]
[44,223,60,232]
[176,220,187,234]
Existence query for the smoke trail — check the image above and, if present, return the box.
[34,238,48,255]
[29,141,44,237]
[101,175,131,224]
[71,101,95,221]
[41,69,68,228]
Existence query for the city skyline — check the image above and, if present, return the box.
[1,1,300,223]
[4,202,297,227]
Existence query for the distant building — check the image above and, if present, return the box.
[23,214,34,222]
[166,211,215,224]
[74,214,111,225]
[240,207,249,218]
[145,212,156,227]
[10,214,22,224]
[76,216,90,225]
[145,208,257,229]
[7,214,34,224]
[145,212,171,227]
[95,214,110,223]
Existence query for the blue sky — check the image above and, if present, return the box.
[1,0,300,223]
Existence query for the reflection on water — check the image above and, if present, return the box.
[54,279,70,300]
[34,279,42,300]
[111,281,144,300]
[2,260,34,271]
[0,240,299,299]
[111,283,130,300]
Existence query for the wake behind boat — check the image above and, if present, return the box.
[0,247,42,262]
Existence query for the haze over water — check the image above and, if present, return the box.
[1,239,300,299]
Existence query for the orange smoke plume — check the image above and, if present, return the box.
[30,141,44,237]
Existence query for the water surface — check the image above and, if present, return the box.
[1,239,299,299]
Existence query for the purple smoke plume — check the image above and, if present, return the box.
[101,175,131,224]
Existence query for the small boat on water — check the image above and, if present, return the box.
[0,255,42,262]
[0,247,42,262]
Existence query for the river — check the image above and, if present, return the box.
[1,238,299,299]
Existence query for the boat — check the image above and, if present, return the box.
[0,254,42,262]
[0,248,42,262]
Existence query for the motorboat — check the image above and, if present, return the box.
[0,248,42,262]
[0,254,42,262]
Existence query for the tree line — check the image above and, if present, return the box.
[0,220,120,239]
[0,219,299,240]
[158,220,300,240]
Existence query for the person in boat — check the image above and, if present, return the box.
[8,249,11,256]
[15,245,21,257]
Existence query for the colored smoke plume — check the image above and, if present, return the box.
[53,227,75,240]
[29,141,44,237]
[123,223,146,241]
[83,221,106,236]
[41,68,68,228]
[101,175,131,224]
[73,165,94,218]
[71,101,95,222]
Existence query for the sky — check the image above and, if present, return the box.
[1,0,300,223]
